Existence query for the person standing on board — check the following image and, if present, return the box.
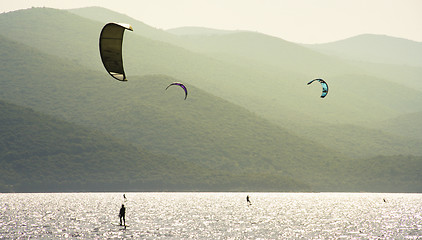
[119,204,126,226]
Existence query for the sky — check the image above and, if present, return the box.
[1,0,422,44]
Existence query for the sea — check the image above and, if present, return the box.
[0,192,421,239]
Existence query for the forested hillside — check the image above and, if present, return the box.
[0,100,195,192]
[0,7,421,192]
[70,7,422,151]
[0,100,314,192]
[306,34,422,67]
[0,32,336,191]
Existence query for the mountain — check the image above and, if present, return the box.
[3,7,421,127]
[306,34,422,67]
[0,98,316,193]
[350,62,422,92]
[0,99,210,192]
[68,6,181,44]
[339,155,422,193]
[0,30,333,191]
[0,7,421,192]
[2,97,420,192]
[167,26,240,36]
[370,112,422,139]
[161,30,422,121]
[293,123,422,158]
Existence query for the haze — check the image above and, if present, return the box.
[2,0,422,43]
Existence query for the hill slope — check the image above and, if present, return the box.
[68,6,181,44]
[0,99,315,192]
[0,99,202,192]
[1,7,421,192]
[2,99,420,192]
[167,26,240,36]
[74,7,422,124]
[370,112,422,139]
[0,32,337,191]
[3,7,421,127]
[306,34,422,67]
[340,155,422,193]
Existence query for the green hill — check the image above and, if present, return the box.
[3,7,421,127]
[71,7,422,126]
[0,99,196,192]
[305,34,422,93]
[370,112,422,139]
[0,99,314,192]
[167,26,239,36]
[340,155,422,193]
[0,7,421,192]
[159,28,422,122]
[0,32,336,191]
[349,62,422,92]
[293,123,422,158]
[306,34,422,67]
[68,6,181,44]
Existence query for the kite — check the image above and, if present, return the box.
[165,82,188,100]
[99,23,133,81]
[307,78,329,98]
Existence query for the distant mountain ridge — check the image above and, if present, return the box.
[305,34,422,67]
[3,7,421,126]
[73,8,422,124]
[68,6,182,44]
[167,26,241,36]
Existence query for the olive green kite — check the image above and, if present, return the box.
[99,23,133,81]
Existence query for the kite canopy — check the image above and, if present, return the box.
[99,23,133,81]
[307,78,329,98]
[165,82,188,100]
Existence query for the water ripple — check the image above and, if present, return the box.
[0,192,421,239]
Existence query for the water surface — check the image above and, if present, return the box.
[1,192,421,239]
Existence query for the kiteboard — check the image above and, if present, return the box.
[111,223,129,228]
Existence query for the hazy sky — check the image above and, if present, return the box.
[2,0,422,43]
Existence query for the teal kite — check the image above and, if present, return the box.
[307,78,329,98]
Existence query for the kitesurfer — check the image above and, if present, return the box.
[119,204,126,226]
[247,195,251,205]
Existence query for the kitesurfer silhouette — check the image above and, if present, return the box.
[119,204,126,226]
[247,195,251,205]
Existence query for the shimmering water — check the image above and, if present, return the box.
[1,192,421,239]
